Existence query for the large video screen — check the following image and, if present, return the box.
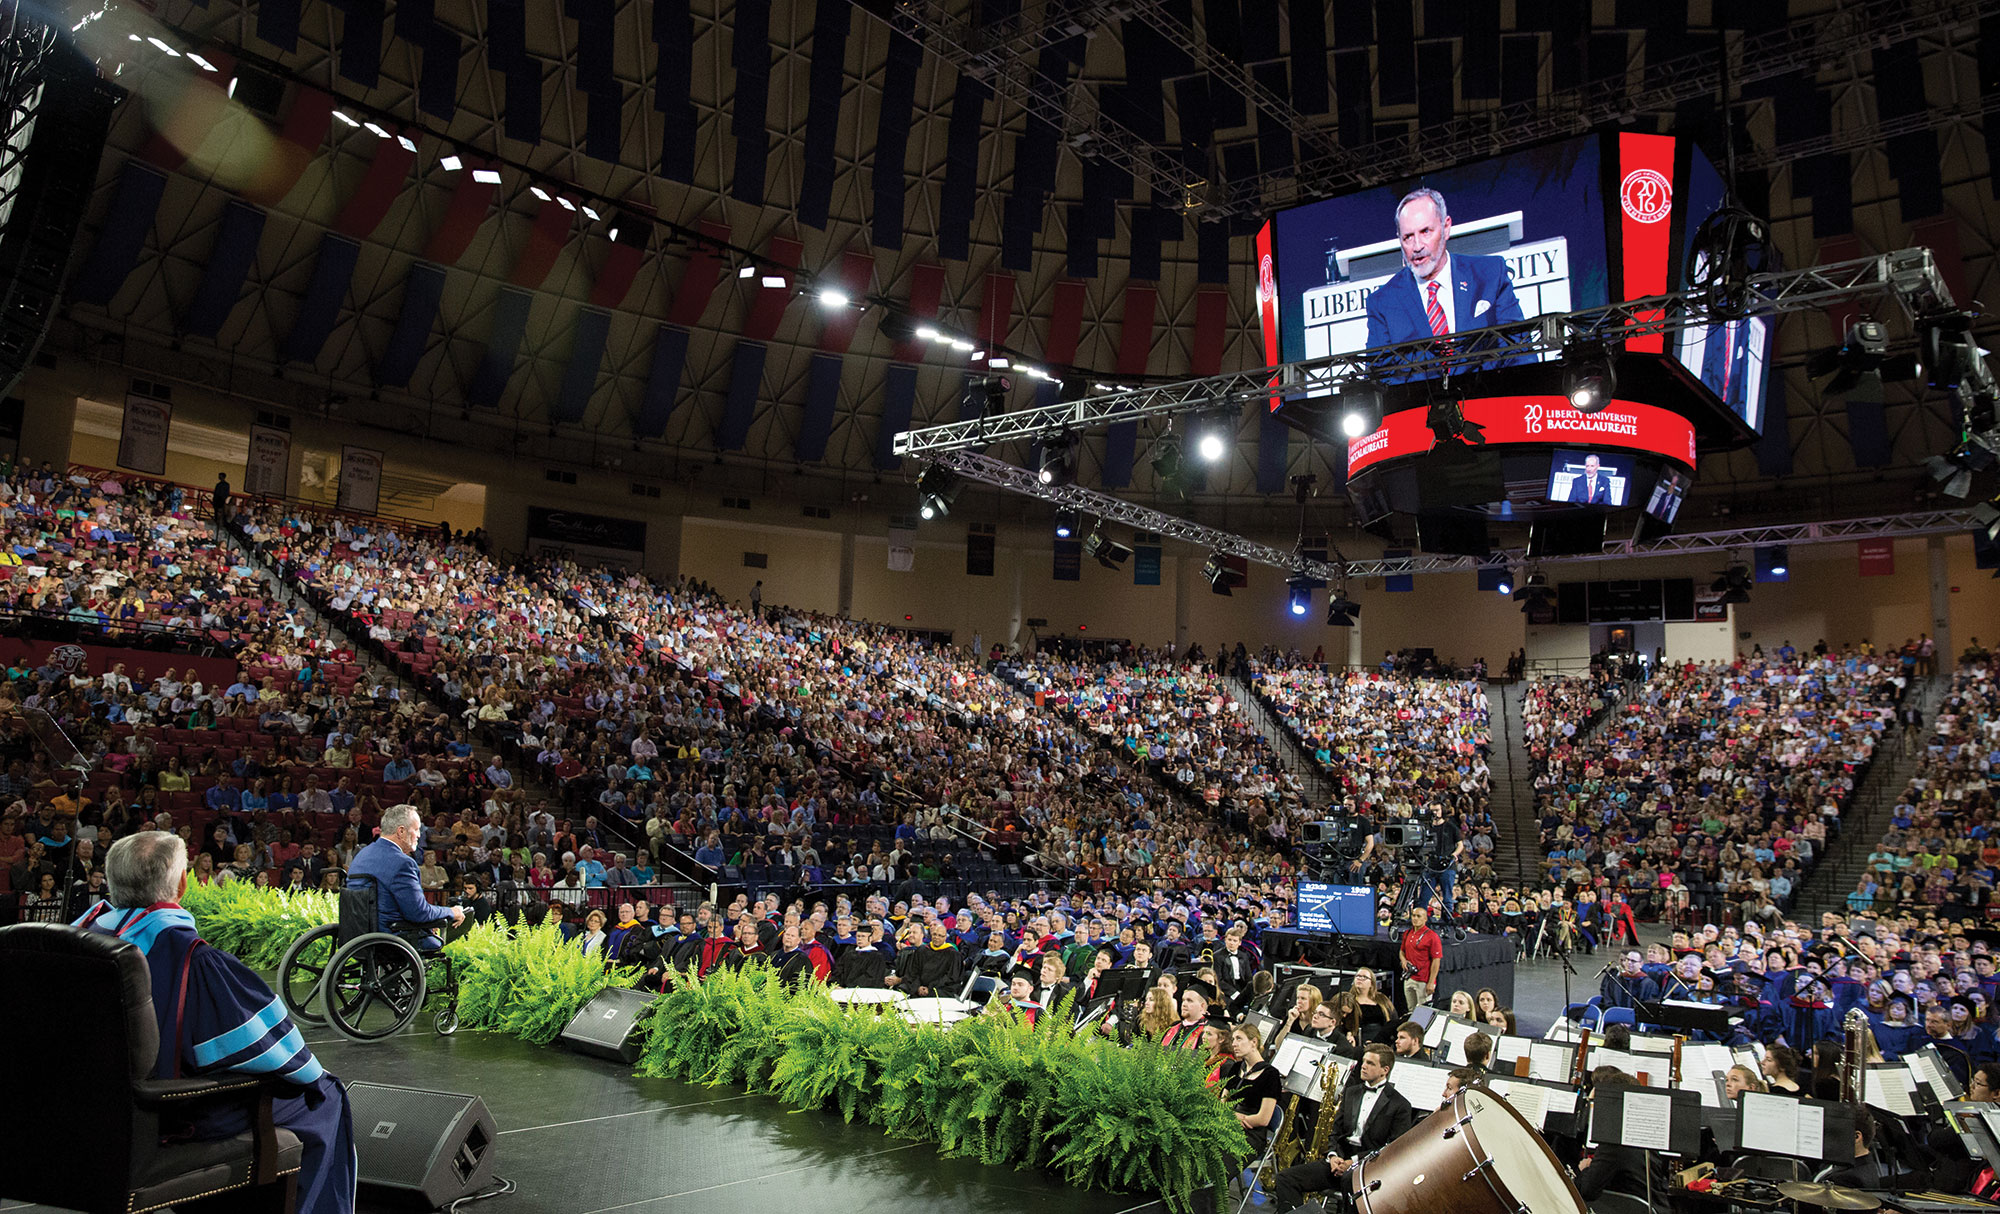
[1295,881,1377,936]
[1547,448,1634,507]
[1673,146,1771,434]
[1268,135,1609,373]
[1646,467,1690,523]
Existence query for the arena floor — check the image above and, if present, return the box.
[1,947,1606,1214]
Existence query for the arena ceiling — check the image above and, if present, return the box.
[39,0,2000,532]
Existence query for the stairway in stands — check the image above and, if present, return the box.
[1484,681,1540,885]
[1225,673,1336,808]
[1791,674,1952,918]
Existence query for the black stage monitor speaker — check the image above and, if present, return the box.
[558,984,655,1064]
[349,1082,497,1210]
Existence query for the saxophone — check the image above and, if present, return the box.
[1301,1054,1349,1165]
[1270,1052,1345,1174]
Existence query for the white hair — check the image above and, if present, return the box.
[105,832,188,908]
[380,803,423,835]
[1395,187,1449,229]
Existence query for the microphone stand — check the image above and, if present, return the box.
[22,707,101,922]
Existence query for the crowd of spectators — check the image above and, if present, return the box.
[1530,647,1910,933]
[1521,667,1619,775]
[0,464,277,646]
[1850,654,1998,917]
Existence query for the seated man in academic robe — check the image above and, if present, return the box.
[77,831,356,1214]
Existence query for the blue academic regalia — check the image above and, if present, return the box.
[77,901,356,1214]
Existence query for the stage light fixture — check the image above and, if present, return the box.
[738,265,757,279]
[1084,523,1132,569]
[1562,341,1616,414]
[331,110,361,128]
[818,287,851,309]
[1808,319,1922,396]
[1424,383,1484,447]
[1513,571,1556,614]
[1972,499,2000,543]
[1196,409,1233,462]
[1203,552,1234,596]
[1325,591,1360,627]
[438,154,462,171]
[530,185,552,201]
[1688,207,1772,320]
[582,204,602,221]
[472,168,502,184]
[916,465,961,521]
[1152,430,1176,482]
[1037,435,1076,486]
[915,325,940,341]
[760,275,788,289]
[1710,562,1753,604]
[1496,575,1513,596]
[1286,575,1313,617]
[397,135,419,153]
[1338,379,1385,440]
[1053,508,1078,539]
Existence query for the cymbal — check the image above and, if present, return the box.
[1777,1181,1883,1210]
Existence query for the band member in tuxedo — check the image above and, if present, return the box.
[1268,1044,1417,1214]
[1036,952,1072,1011]
[1215,928,1258,1013]
[1393,1021,1432,1063]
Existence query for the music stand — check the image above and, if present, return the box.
[1733,1091,1857,1182]
[1588,1084,1703,1212]
[1280,1038,1334,1099]
[1942,1101,2000,1163]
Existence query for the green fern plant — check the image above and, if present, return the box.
[494,927,641,1045]
[1047,1036,1247,1211]
[769,991,903,1123]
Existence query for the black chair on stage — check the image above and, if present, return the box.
[0,921,302,1214]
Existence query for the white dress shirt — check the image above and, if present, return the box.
[1418,253,1457,334]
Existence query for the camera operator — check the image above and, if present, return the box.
[1416,802,1466,910]
[1342,806,1379,883]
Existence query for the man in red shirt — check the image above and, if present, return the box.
[1400,905,1443,1014]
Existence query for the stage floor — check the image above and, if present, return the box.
[1,939,1637,1214]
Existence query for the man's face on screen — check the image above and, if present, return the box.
[1584,456,1600,479]
[1398,197,1451,281]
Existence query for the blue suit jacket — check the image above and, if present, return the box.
[348,836,452,931]
[1364,251,1528,374]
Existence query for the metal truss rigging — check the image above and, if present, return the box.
[896,249,1960,459]
[935,449,1984,581]
[885,0,1199,206]
[1209,0,1985,217]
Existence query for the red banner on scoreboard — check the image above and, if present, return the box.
[1616,131,1678,355]
[1346,395,1699,477]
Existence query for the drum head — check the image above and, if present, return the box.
[1460,1090,1588,1214]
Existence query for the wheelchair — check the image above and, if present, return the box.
[276,877,461,1043]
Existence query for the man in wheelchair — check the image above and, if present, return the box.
[349,804,465,949]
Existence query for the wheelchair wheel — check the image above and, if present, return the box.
[323,933,428,1043]
[277,923,339,1027]
[434,1010,459,1036]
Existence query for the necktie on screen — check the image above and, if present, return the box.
[1425,280,1449,339]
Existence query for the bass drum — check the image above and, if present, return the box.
[1352,1088,1585,1214]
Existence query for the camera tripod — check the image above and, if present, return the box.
[1389,853,1468,939]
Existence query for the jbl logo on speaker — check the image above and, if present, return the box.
[372,1121,398,1139]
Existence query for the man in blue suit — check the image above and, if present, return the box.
[348,803,463,950]
[1364,187,1528,376]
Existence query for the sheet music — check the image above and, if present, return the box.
[1732,1044,1764,1070]
[1273,1035,1312,1077]
[1493,1034,1532,1066]
[1592,1048,1665,1084]
[1922,1047,1967,1100]
[1388,1063,1452,1114]
[1530,1041,1577,1081]
[1492,1080,1549,1128]
[1909,1050,1957,1103]
[1439,1018,1479,1065]
[1628,1032,1678,1054]
[1542,1085,1581,1119]
[1864,1066,1919,1118]
[1738,1092,1825,1159]
[1423,1015,1450,1048]
[1675,1067,1724,1108]
[1620,1090,1674,1152]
